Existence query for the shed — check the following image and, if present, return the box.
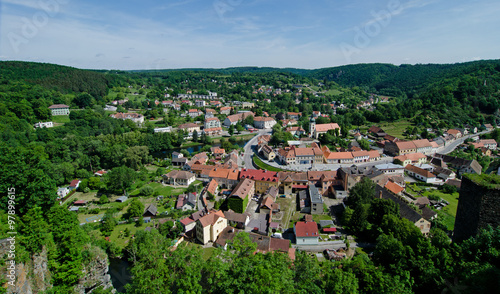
[74,200,87,206]
[116,196,128,202]
[322,227,337,233]
[143,217,151,223]
[319,220,334,228]
[69,206,79,212]
[143,204,158,217]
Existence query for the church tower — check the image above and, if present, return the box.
[309,118,316,138]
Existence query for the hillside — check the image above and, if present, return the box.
[0,61,123,98]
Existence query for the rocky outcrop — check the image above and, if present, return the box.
[1,240,114,294]
[74,244,114,294]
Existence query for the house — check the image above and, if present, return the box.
[220,106,232,115]
[434,166,456,181]
[294,221,319,245]
[253,117,277,129]
[413,139,433,155]
[179,210,206,233]
[223,111,254,127]
[188,108,205,118]
[433,154,482,176]
[323,148,353,164]
[203,127,223,136]
[309,121,341,139]
[195,100,206,107]
[34,121,53,128]
[308,184,324,214]
[205,108,217,118]
[69,179,80,191]
[286,126,306,137]
[196,210,227,244]
[287,112,302,120]
[261,145,276,161]
[483,123,494,131]
[172,157,188,166]
[479,139,497,150]
[154,127,172,134]
[394,153,427,166]
[57,187,70,199]
[385,181,405,195]
[163,170,196,186]
[298,190,310,213]
[207,167,240,189]
[277,148,296,165]
[294,145,324,165]
[384,141,417,156]
[178,123,201,136]
[204,117,221,129]
[143,204,158,217]
[374,163,405,175]
[94,170,107,177]
[110,112,144,124]
[307,170,343,197]
[368,126,387,137]
[405,165,438,184]
[260,192,279,214]
[352,151,370,163]
[278,171,308,196]
[376,186,431,236]
[48,104,70,116]
[224,210,250,229]
[211,147,225,158]
[206,179,219,197]
[227,178,255,213]
[176,193,197,211]
[239,169,279,194]
[446,129,462,139]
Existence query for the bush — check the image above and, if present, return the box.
[140,186,154,196]
[89,208,100,214]
[83,187,91,193]
[99,195,110,204]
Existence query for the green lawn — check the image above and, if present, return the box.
[108,222,149,249]
[253,156,284,172]
[52,115,70,124]
[379,120,413,138]
[313,214,333,222]
[423,190,459,217]
[325,89,343,96]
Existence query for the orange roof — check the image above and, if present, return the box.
[395,141,417,150]
[314,123,340,133]
[352,151,370,158]
[294,221,318,238]
[367,150,380,158]
[447,129,460,135]
[385,181,404,194]
[326,152,353,160]
[405,165,436,178]
[413,139,432,148]
[207,179,218,195]
[239,169,278,182]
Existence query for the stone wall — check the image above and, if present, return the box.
[454,176,500,242]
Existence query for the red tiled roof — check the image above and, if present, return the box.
[385,181,405,195]
[239,169,278,182]
[294,221,318,238]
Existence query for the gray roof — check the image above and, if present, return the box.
[308,184,323,204]
[187,193,197,206]
[298,190,307,200]
[319,220,334,228]
[143,204,157,216]
[375,186,423,223]
[116,196,128,202]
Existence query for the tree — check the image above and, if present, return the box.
[106,166,136,195]
[123,146,150,170]
[236,124,245,134]
[228,124,235,136]
[100,212,117,236]
[127,199,145,218]
[192,130,198,142]
[139,185,154,196]
[74,92,93,108]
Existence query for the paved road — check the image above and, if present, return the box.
[241,129,272,169]
[437,130,490,154]
[293,241,355,252]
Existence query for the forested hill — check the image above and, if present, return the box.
[129,66,310,76]
[308,60,500,97]
[0,61,122,98]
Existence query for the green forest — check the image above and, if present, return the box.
[0,60,500,293]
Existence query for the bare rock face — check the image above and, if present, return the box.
[1,240,114,294]
[0,240,51,294]
[74,244,115,294]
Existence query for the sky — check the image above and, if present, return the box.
[1,0,499,70]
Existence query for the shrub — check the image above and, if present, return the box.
[140,186,154,196]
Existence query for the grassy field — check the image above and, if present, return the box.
[253,156,284,172]
[108,222,148,249]
[378,120,413,138]
[52,115,71,124]
[325,89,343,96]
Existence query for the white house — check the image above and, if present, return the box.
[196,210,227,245]
[34,122,53,128]
[48,104,70,116]
[253,117,277,129]
[405,165,438,184]
[294,221,319,245]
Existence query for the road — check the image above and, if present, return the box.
[437,130,490,154]
[241,129,272,169]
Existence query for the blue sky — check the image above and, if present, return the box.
[1,0,499,70]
